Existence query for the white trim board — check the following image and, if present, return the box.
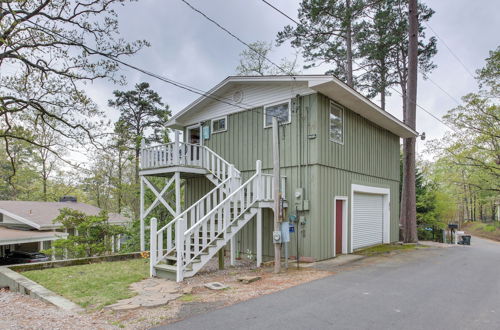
[333,196,348,256]
[350,184,391,253]
[0,208,41,230]
[166,75,417,138]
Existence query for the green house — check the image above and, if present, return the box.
[140,75,417,281]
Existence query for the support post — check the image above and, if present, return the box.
[51,241,55,261]
[140,176,145,251]
[111,235,115,253]
[117,234,121,252]
[175,172,181,216]
[150,217,157,277]
[257,207,262,267]
[272,116,281,273]
[176,217,185,282]
[174,130,180,165]
[230,238,236,266]
[256,160,262,200]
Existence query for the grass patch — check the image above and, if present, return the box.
[22,258,149,309]
[464,221,500,242]
[355,243,419,256]
[179,294,198,302]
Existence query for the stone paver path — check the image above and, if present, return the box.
[106,278,182,311]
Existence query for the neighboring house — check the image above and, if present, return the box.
[140,75,417,281]
[0,197,130,258]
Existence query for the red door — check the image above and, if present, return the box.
[335,200,343,255]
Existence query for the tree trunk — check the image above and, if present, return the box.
[117,150,123,213]
[345,0,354,88]
[399,0,418,243]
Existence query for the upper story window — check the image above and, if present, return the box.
[264,101,291,128]
[329,102,344,144]
[211,116,227,133]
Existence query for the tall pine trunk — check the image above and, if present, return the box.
[400,0,418,243]
[345,0,354,87]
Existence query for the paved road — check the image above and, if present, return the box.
[160,237,500,330]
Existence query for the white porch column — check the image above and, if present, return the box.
[117,234,121,252]
[140,176,145,251]
[111,235,115,253]
[230,238,236,266]
[51,241,56,261]
[175,172,181,216]
[38,241,43,251]
[174,130,180,165]
[256,208,262,267]
[64,229,68,259]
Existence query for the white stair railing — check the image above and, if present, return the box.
[150,176,234,268]
[149,156,274,281]
[179,161,266,279]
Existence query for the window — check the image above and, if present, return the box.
[329,102,344,144]
[211,116,227,133]
[0,213,3,222]
[264,101,291,128]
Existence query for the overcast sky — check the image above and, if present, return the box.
[85,0,500,156]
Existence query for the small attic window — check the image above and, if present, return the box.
[212,116,227,133]
[264,101,291,128]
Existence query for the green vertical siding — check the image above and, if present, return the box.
[181,92,401,261]
[316,93,400,181]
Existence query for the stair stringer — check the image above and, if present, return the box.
[183,205,259,278]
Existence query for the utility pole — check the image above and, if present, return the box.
[272,117,281,273]
[400,0,418,243]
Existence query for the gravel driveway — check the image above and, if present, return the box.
[0,290,114,329]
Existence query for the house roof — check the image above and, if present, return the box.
[166,75,418,138]
[0,227,68,245]
[0,201,130,230]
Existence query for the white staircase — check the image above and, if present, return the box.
[146,144,273,282]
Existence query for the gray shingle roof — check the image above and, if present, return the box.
[0,201,130,229]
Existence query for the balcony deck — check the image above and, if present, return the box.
[139,140,237,180]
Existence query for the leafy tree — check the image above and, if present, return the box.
[276,0,371,87]
[46,208,126,258]
[357,0,437,110]
[428,47,500,223]
[236,41,300,76]
[108,82,171,185]
[0,0,147,175]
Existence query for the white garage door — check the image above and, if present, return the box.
[352,193,384,250]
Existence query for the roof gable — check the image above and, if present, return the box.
[167,75,417,138]
[0,201,130,230]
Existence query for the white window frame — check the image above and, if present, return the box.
[263,100,292,128]
[211,116,228,134]
[329,101,344,145]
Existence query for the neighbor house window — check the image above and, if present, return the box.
[329,102,344,144]
[264,101,291,128]
[211,116,227,133]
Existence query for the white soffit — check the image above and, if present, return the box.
[308,79,417,138]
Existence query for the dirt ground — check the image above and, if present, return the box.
[0,246,440,329]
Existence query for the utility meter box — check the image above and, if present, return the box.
[294,188,304,205]
[272,231,282,243]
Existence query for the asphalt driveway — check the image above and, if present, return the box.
[159,237,500,330]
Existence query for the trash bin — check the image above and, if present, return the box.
[460,235,471,245]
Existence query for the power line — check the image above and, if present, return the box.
[259,0,455,131]
[261,0,300,25]
[424,21,476,80]
[179,0,294,77]
[0,7,293,121]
